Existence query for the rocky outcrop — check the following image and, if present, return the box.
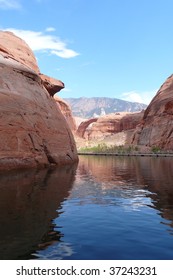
[132,75,173,150]
[40,74,64,97]
[0,31,78,170]
[54,96,76,131]
[0,31,40,73]
[77,118,98,138]
[79,112,143,140]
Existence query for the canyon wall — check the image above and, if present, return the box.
[54,96,77,132]
[0,31,78,170]
[132,75,173,150]
[77,111,143,141]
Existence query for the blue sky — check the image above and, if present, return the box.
[1,0,173,104]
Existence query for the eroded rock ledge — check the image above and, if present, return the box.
[0,30,78,170]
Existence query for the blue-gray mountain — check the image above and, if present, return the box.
[64,97,147,118]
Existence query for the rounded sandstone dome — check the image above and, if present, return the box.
[0,30,40,73]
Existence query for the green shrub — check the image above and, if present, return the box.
[78,144,138,154]
[151,146,161,153]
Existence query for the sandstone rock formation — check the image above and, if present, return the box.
[0,31,40,73]
[0,30,78,170]
[40,74,64,97]
[132,75,173,150]
[54,96,77,131]
[76,118,98,138]
[77,112,143,141]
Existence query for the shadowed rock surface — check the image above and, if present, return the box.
[40,74,64,97]
[54,96,77,131]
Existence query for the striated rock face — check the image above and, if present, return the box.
[78,111,143,140]
[54,96,76,131]
[132,75,173,150]
[0,31,78,170]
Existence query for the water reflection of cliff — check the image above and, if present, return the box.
[77,155,173,226]
[0,165,77,259]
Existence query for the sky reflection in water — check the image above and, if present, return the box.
[0,156,173,259]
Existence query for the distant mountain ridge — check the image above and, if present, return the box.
[64,97,147,118]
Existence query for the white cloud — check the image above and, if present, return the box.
[0,0,21,9]
[45,27,56,32]
[61,88,72,92]
[121,90,157,105]
[51,49,78,59]
[4,28,79,59]
[122,91,144,103]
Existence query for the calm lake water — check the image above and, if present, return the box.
[0,155,173,260]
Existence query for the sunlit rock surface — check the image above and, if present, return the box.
[0,31,78,170]
[132,75,173,150]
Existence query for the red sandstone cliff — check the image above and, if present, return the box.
[0,31,78,170]
[132,75,173,150]
[77,111,143,141]
[54,96,76,131]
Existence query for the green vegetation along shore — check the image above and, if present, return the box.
[78,143,173,157]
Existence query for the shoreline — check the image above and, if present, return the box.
[78,152,173,157]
